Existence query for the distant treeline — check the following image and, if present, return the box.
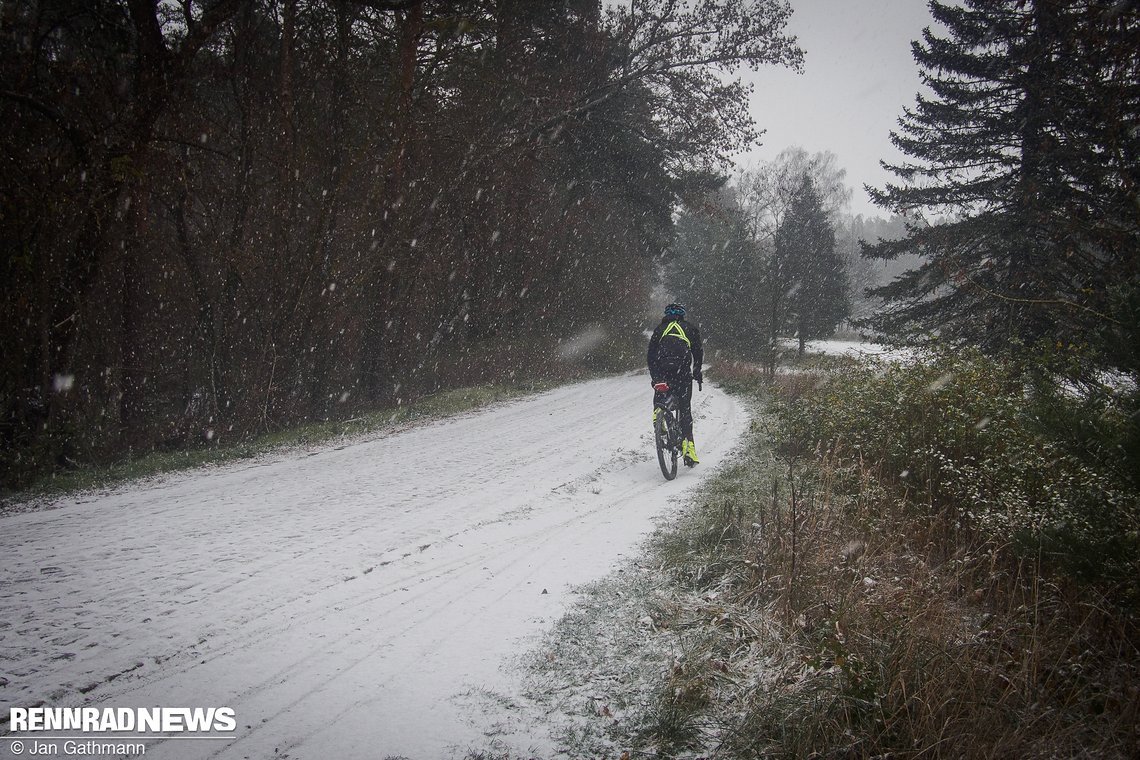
[0,0,802,487]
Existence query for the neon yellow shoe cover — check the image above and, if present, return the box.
[682,439,700,463]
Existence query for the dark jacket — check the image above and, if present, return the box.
[648,317,703,383]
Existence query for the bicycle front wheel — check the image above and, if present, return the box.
[655,410,678,481]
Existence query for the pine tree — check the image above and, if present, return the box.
[863,0,1139,372]
[775,175,849,356]
[666,188,765,358]
[667,174,850,368]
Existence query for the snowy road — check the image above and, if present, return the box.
[1,373,747,759]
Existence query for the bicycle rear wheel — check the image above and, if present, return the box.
[655,409,678,480]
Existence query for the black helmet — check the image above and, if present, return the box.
[664,303,687,318]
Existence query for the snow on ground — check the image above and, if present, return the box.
[0,373,747,759]
[792,338,912,361]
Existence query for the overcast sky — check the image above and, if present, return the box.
[735,0,939,218]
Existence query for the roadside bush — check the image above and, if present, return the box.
[633,357,1140,757]
[777,349,1140,597]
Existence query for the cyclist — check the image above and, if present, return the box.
[647,303,703,466]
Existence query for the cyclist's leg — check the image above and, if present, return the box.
[677,377,694,441]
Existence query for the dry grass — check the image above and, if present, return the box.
[633,366,1140,758]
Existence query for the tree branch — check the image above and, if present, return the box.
[0,90,90,161]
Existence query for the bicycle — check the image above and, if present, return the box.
[652,381,683,480]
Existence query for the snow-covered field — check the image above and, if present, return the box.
[1,373,747,759]
[793,338,913,361]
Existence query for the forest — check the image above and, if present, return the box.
[2,0,1137,496]
[1,0,803,487]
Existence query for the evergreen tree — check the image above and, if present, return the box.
[775,175,849,356]
[863,0,1139,374]
[666,189,763,359]
[667,172,851,369]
